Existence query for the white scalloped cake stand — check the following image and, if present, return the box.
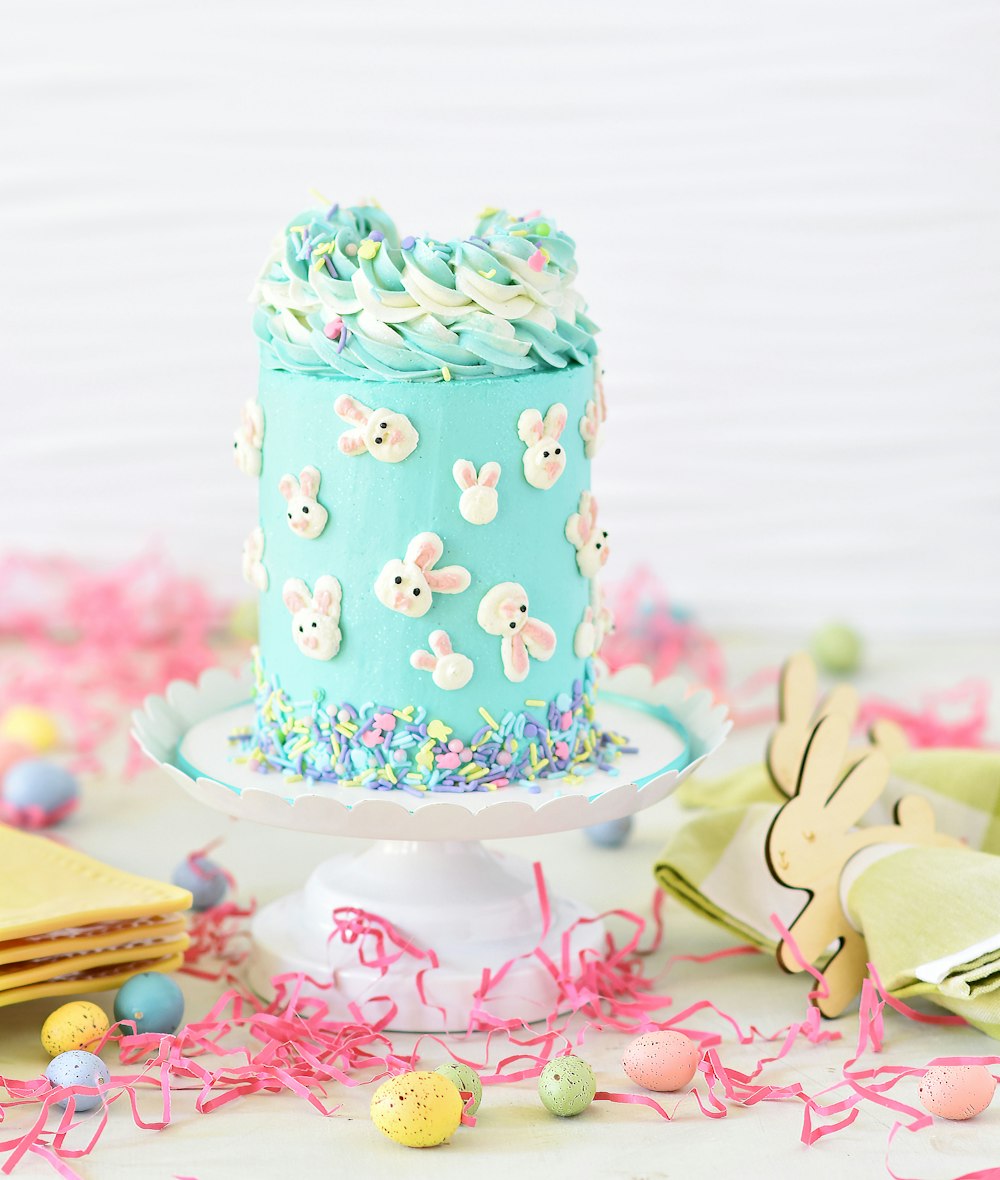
[133,664,730,1030]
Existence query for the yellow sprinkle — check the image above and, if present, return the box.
[477,268,497,279]
[478,205,500,219]
[394,707,415,720]
[289,225,306,233]
[336,724,356,738]
[479,707,499,729]
[510,229,529,236]
[529,744,539,768]
[465,767,488,781]
[358,238,380,260]
[524,699,545,708]
[307,187,332,206]
[284,773,303,783]
[539,247,550,263]
[441,366,452,382]
[384,766,397,784]
[533,758,550,772]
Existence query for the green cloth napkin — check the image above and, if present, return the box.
[655,749,1000,1031]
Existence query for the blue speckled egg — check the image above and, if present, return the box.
[585,816,634,848]
[45,1051,111,1111]
[538,1055,596,1117]
[1,759,79,823]
[114,972,185,1035]
[171,854,228,910]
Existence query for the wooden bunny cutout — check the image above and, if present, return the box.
[764,652,958,1016]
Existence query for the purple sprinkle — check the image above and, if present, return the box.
[369,230,385,242]
[324,256,339,279]
[401,235,416,250]
[337,327,350,354]
[327,203,340,218]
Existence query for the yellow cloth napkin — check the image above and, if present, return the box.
[0,824,191,1007]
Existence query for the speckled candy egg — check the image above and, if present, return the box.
[918,1065,996,1121]
[41,1001,110,1057]
[623,1031,701,1092]
[171,854,228,910]
[1,759,79,826]
[45,1050,111,1111]
[114,972,185,1035]
[370,1070,464,1147]
[811,622,863,675]
[585,816,634,848]
[434,1062,483,1115]
[538,1056,596,1117]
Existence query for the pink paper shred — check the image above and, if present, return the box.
[3,866,996,1180]
[0,553,233,776]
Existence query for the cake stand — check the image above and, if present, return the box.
[132,664,730,1030]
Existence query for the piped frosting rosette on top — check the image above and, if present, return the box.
[253,204,598,381]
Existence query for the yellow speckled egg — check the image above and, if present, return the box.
[0,707,59,753]
[41,1002,110,1057]
[370,1070,464,1148]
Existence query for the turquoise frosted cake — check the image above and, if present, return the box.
[236,202,619,793]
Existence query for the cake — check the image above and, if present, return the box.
[237,202,621,793]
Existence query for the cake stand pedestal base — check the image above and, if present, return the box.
[247,839,603,1031]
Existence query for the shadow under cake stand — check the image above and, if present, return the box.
[133,664,730,1031]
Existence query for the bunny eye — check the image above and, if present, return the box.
[412,587,421,596]
[554,447,561,455]
[311,621,317,628]
[374,436,383,444]
[519,604,527,612]
[287,512,292,519]
[542,450,550,458]
[379,421,387,429]
[298,625,304,632]
[302,505,310,513]
[509,621,517,629]
[394,576,402,585]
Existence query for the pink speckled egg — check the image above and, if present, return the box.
[622,1031,700,1092]
[918,1065,996,1121]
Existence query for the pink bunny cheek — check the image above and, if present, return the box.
[303,635,318,650]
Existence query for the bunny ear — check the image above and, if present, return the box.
[410,649,437,673]
[313,575,342,615]
[823,744,891,833]
[501,634,530,682]
[282,578,311,614]
[278,473,298,501]
[452,459,477,491]
[796,713,852,803]
[478,461,501,488]
[429,630,453,658]
[564,513,586,548]
[243,401,264,445]
[543,403,567,440]
[425,565,471,595]
[334,394,372,427]
[338,430,369,456]
[404,531,444,571]
[298,466,321,497]
[522,618,556,661]
[517,408,544,446]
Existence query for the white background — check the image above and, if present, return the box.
[2,0,998,636]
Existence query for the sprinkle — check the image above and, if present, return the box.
[478,707,499,729]
[358,238,380,260]
[528,249,546,272]
[524,699,545,708]
[369,230,385,242]
[323,319,344,340]
[478,205,501,219]
[307,187,332,206]
[478,268,497,279]
[510,228,529,236]
[535,222,551,236]
[441,366,452,381]
[345,242,358,257]
[401,235,416,250]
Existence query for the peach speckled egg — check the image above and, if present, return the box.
[622,1031,701,1092]
[370,1071,464,1147]
[918,1065,996,1121]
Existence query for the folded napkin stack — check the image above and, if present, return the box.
[0,824,191,1007]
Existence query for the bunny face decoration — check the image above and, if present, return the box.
[565,491,609,579]
[241,526,268,591]
[278,466,328,539]
[517,403,568,490]
[234,400,264,476]
[334,394,419,464]
[573,587,613,659]
[578,360,607,460]
[374,532,471,619]
[453,459,501,526]
[477,582,557,683]
[409,630,474,691]
[282,576,343,661]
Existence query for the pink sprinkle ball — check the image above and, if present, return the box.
[622,1030,700,1092]
[918,1065,996,1121]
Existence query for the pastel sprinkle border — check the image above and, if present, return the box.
[233,651,632,795]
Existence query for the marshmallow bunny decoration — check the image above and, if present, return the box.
[578,360,607,459]
[374,532,471,619]
[334,395,419,463]
[517,403,568,490]
[241,526,268,591]
[564,491,610,579]
[477,582,557,683]
[282,576,343,661]
[573,587,613,659]
[278,466,328,539]
[452,459,501,525]
[233,400,264,476]
[409,630,474,691]
[764,653,959,1016]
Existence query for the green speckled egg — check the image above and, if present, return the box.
[538,1055,596,1117]
[41,1002,110,1057]
[371,1070,464,1147]
[811,622,863,675]
[434,1062,483,1115]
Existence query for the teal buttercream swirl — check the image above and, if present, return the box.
[253,203,598,382]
